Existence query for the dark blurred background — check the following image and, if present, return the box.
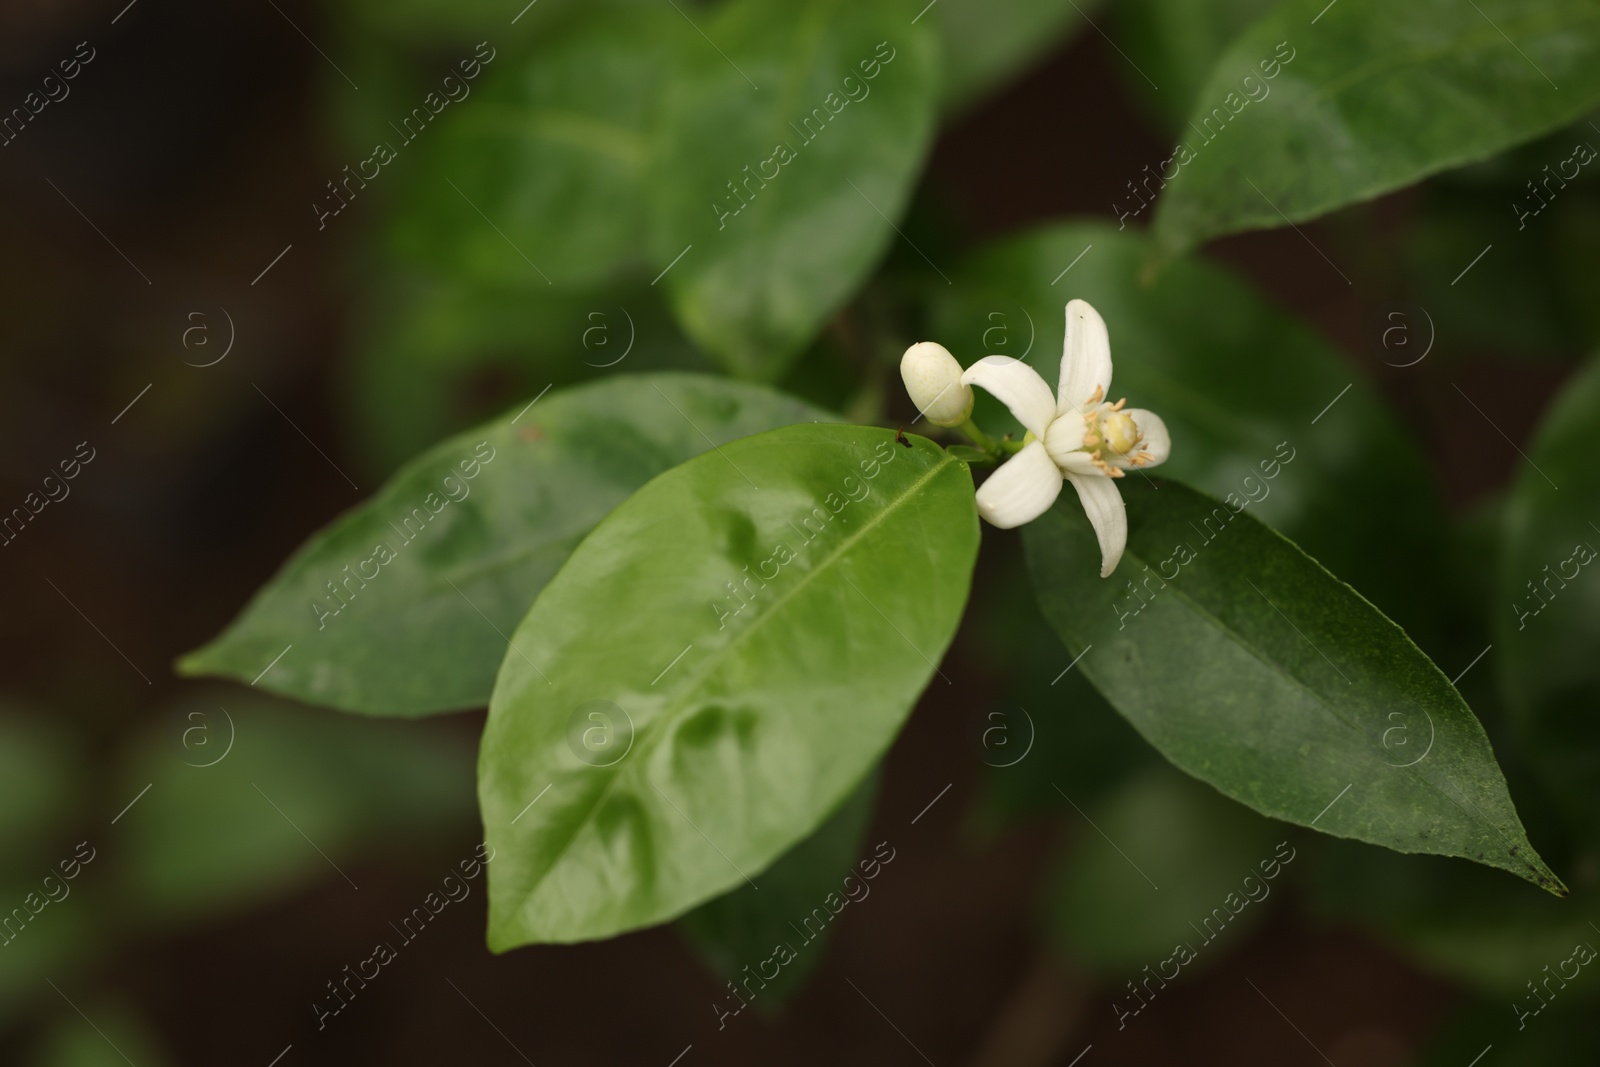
[1,1,1594,1064]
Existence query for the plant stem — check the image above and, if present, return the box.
[959,417,998,455]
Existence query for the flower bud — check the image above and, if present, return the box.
[900,342,973,427]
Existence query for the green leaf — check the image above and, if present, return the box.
[1497,353,1600,848]
[480,425,977,947]
[937,220,1451,641]
[389,7,691,291]
[1045,765,1286,976]
[117,694,476,923]
[651,0,940,379]
[678,772,879,1007]
[1022,477,1562,893]
[934,0,1091,111]
[179,375,831,716]
[1113,0,1278,133]
[1150,0,1600,263]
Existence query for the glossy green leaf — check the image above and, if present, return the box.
[678,772,879,1007]
[1114,0,1278,133]
[389,7,691,291]
[937,220,1451,641]
[117,694,475,923]
[1497,354,1600,848]
[480,425,978,947]
[651,0,939,378]
[935,0,1090,111]
[1150,0,1600,263]
[179,375,831,716]
[1022,477,1562,893]
[1046,765,1286,976]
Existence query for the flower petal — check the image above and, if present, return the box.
[1058,299,1112,411]
[1104,409,1171,470]
[962,356,1057,438]
[1065,471,1126,577]
[974,441,1063,529]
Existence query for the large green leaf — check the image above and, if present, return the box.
[937,220,1451,642]
[678,772,880,1007]
[1150,0,1600,263]
[1022,477,1561,893]
[479,425,978,947]
[651,0,939,378]
[1497,353,1600,848]
[388,7,691,291]
[179,375,830,715]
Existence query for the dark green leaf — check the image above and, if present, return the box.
[678,772,879,1007]
[480,425,977,947]
[1150,0,1600,263]
[938,220,1451,641]
[1497,354,1600,848]
[651,0,940,378]
[389,7,691,291]
[180,375,831,716]
[1023,477,1562,893]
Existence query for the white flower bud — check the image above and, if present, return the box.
[900,341,973,427]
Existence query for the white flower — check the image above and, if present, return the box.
[899,341,974,427]
[962,299,1170,577]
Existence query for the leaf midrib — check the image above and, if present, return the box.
[1106,535,1525,862]
[506,445,962,923]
